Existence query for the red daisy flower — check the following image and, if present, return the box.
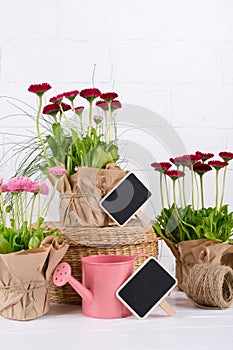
[170,156,188,166]
[28,83,51,96]
[96,100,108,111]
[80,88,101,102]
[94,115,104,124]
[208,160,228,170]
[195,151,214,162]
[43,103,60,116]
[63,90,79,102]
[49,94,64,104]
[165,170,185,180]
[100,92,118,102]
[60,102,71,111]
[182,154,202,164]
[74,106,85,116]
[219,151,233,162]
[193,162,212,175]
[151,162,172,173]
[111,100,122,110]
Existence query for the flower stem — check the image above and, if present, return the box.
[182,165,186,207]
[164,174,171,209]
[177,168,183,206]
[71,101,79,134]
[19,190,24,225]
[199,175,204,209]
[104,110,109,142]
[219,166,227,209]
[194,172,200,209]
[29,193,37,234]
[0,188,6,234]
[108,101,113,143]
[88,100,93,136]
[36,95,50,166]
[159,172,165,211]
[215,169,219,211]
[14,193,19,230]
[173,179,177,206]
[37,191,41,230]
[92,64,96,88]
[190,164,195,209]
[60,104,72,131]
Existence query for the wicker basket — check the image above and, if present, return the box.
[47,220,158,305]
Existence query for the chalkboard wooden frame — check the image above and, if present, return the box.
[116,257,177,319]
[100,172,152,226]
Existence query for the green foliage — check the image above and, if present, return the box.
[48,125,119,175]
[154,204,233,245]
[0,218,60,254]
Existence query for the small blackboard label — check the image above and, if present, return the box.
[100,172,151,226]
[116,257,177,319]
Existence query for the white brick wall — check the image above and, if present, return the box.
[1,0,233,270]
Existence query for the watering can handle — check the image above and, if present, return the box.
[131,253,149,261]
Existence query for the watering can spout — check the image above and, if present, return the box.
[53,262,93,304]
[69,275,93,304]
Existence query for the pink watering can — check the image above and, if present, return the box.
[53,254,148,318]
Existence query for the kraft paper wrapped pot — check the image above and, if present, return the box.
[0,236,68,321]
[166,239,233,291]
[49,164,126,227]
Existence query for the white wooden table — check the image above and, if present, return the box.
[0,290,232,350]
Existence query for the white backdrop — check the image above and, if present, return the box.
[1,0,233,268]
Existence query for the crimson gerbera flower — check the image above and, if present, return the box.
[165,170,185,180]
[63,90,79,102]
[193,162,212,175]
[182,154,202,164]
[96,100,108,110]
[170,156,187,166]
[28,83,51,96]
[49,94,64,104]
[208,160,228,170]
[100,92,118,102]
[151,162,172,173]
[43,103,60,116]
[60,102,71,111]
[195,151,214,162]
[80,88,101,102]
[219,151,233,162]
[111,100,122,110]
[74,106,84,116]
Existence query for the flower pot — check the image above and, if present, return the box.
[0,236,68,321]
[50,164,126,227]
[165,239,233,291]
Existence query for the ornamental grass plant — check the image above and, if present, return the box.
[152,151,233,245]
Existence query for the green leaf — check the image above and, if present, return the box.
[52,123,63,144]
[0,234,12,254]
[28,236,41,249]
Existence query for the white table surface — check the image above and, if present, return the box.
[0,290,232,350]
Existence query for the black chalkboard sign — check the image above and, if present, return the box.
[100,172,151,226]
[116,257,177,319]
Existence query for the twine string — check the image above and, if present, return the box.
[184,263,233,309]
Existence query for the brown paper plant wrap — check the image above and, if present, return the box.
[184,263,233,309]
[0,236,68,321]
[165,239,233,291]
[49,164,126,227]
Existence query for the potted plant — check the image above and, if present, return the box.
[151,151,233,290]
[0,176,68,320]
[24,83,125,227]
